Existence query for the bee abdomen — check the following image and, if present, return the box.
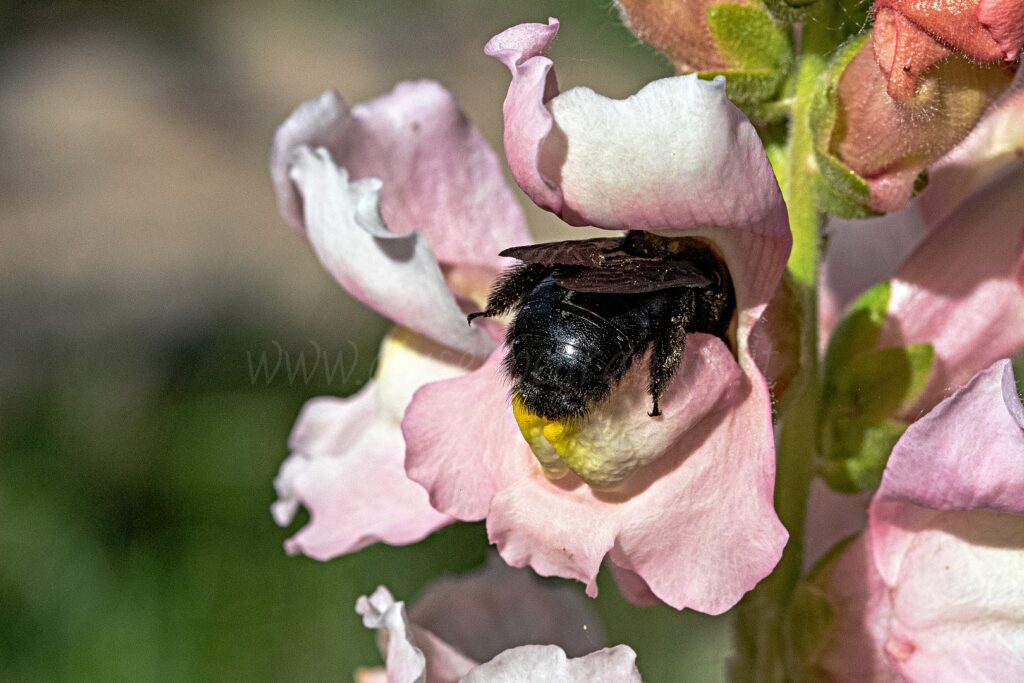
[504,277,657,420]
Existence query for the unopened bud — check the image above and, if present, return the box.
[873,0,1023,101]
[615,0,792,103]
[813,35,1014,214]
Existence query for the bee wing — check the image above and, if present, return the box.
[554,259,710,293]
[498,238,627,266]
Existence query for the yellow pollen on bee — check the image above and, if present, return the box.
[511,394,631,490]
[542,422,565,441]
[511,395,569,479]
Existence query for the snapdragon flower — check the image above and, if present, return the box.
[403,19,790,613]
[270,18,792,615]
[812,359,1024,680]
[269,80,528,558]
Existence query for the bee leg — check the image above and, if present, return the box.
[647,295,695,417]
[467,263,551,325]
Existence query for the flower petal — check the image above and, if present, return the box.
[356,587,428,682]
[356,586,477,683]
[271,83,530,272]
[980,0,1024,60]
[878,168,1024,414]
[870,360,1024,582]
[606,562,663,606]
[288,145,493,357]
[407,554,605,661]
[405,335,787,613]
[882,509,1024,680]
[870,360,1024,678]
[812,535,898,682]
[460,644,642,683]
[484,18,563,217]
[273,390,451,560]
[817,361,1024,681]
[821,206,927,335]
[274,329,472,560]
[803,480,871,569]
[403,345,532,522]
[487,20,786,235]
[875,359,1024,514]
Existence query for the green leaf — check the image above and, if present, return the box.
[784,535,857,678]
[702,4,793,104]
[819,418,907,491]
[814,148,879,218]
[818,282,935,491]
[833,344,935,420]
[822,281,891,380]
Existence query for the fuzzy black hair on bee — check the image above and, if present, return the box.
[468,231,735,420]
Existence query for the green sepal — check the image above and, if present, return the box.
[822,281,890,373]
[699,4,793,105]
[819,418,907,491]
[818,282,935,491]
[808,33,880,218]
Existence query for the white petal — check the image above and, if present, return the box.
[290,146,493,357]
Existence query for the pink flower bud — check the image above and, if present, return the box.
[871,0,1023,101]
[615,0,751,72]
[874,0,1024,68]
[827,35,1014,212]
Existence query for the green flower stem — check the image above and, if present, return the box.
[773,15,830,601]
[735,7,844,680]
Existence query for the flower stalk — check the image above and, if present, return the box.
[736,6,845,679]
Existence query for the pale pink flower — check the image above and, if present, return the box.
[269,19,792,614]
[269,80,529,558]
[813,359,1024,681]
[355,557,639,683]
[402,19,790,614]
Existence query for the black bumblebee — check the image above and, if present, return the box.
[468,231,736,421]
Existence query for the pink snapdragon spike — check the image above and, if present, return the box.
[355,558,639,683]
[270,81,531,559]
[815,360,1024,680]
[403,19,790,614]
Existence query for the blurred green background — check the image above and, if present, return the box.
[0,1,731,679]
